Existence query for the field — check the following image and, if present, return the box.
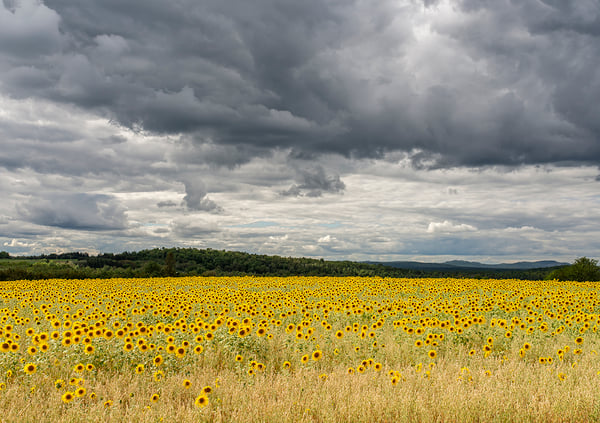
[1,276,600,422]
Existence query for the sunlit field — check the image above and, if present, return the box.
[1,277,600,422]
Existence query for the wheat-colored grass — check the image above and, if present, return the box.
[1,277,600,422]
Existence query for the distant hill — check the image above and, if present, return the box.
[372,260,569,271]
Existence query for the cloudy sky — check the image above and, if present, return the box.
[1,0,599,262]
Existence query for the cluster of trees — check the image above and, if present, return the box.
[0,248,597,282]
[545,257,600,282]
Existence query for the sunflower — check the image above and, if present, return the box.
[61,391,74,403]
[151,393,160,402]
[311,350,322,361]
[558,372,566,381]
[575,337,584,345]
[76,387,86,397]
[153,371,164,382]
[86,364,94,371]
[153,355,164,366]
[74,363,84,373]
[176,347,186,358]
[89,392,97,400]
[428,350,437,359]
[202,386,212,394]
[84,345,95,354]
[54,379,64,389]
[347,367,355,374]
[182,379,192,389]
[335,330,344,339]
[24,363,37,375]
[236,354,244,362]
[135,364,145,374]
[523,342,532,351]
[301,354,309,363]
[103,400,113,407]
[194,345,203,354]
[195,394,209,408]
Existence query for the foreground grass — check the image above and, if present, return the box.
[2,358,600,422]
[1,276,600,422]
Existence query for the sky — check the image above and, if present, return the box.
[1,0,599,262]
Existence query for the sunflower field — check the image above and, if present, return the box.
[1,276,600,422]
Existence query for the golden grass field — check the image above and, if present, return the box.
[1,276,600,422]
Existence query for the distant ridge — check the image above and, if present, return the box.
[370,260,568,271]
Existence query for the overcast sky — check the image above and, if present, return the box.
[1,0,599,262]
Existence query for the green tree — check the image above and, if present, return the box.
[547,257,600,282]
[164,251,176,276]
[570,257,600,281]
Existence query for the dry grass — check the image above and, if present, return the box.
[1,276,600,422]
[2,359,599,422]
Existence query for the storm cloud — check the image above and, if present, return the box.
[1,0,599,167]
[1,0,599,261]
[18,193,128,231]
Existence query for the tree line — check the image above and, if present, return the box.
[0,248,597,281]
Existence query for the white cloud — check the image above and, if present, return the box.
[318,235,334,243]
[268,235,288,241]
[427,221,477,234]
[3,239,37,248]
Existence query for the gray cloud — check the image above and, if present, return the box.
[169,217,220,238]
[0,0,597,168]
[1,0,600,262]
[18,193,128,231]
[181,178,221,212]
[282,165,345,197]
[156,200,177,208]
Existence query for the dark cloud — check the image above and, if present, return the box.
[18,193,128,230]
[1,0,598,168]
[169,217,220,238]
[181,178,221,212]
[156,200,177,208]
[281,165,345,197]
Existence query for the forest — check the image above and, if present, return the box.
[0,247,584,281]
